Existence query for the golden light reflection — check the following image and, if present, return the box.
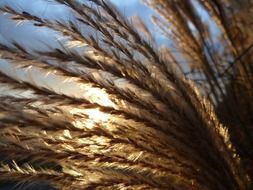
[83,87,115,107]
[70,108,110,129]
[70,108,109,122]
[69,85,114,129]
[83,108,109,122]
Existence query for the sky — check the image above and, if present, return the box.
[0,0,220,99]
[0,0,166,48]
[0,0,221,96]
[0,0,168,112]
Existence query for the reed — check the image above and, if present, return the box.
[0,0,252,189]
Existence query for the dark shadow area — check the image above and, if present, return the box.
[0,181,56,190]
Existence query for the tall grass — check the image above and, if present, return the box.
[0,0,252,189]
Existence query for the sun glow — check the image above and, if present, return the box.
[83,108,109,123]
[82,87,115,107]
[70,108,109,122]
[70,108,110,129]
[69,86,113,129]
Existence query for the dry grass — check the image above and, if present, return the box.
[0,0,252,189]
